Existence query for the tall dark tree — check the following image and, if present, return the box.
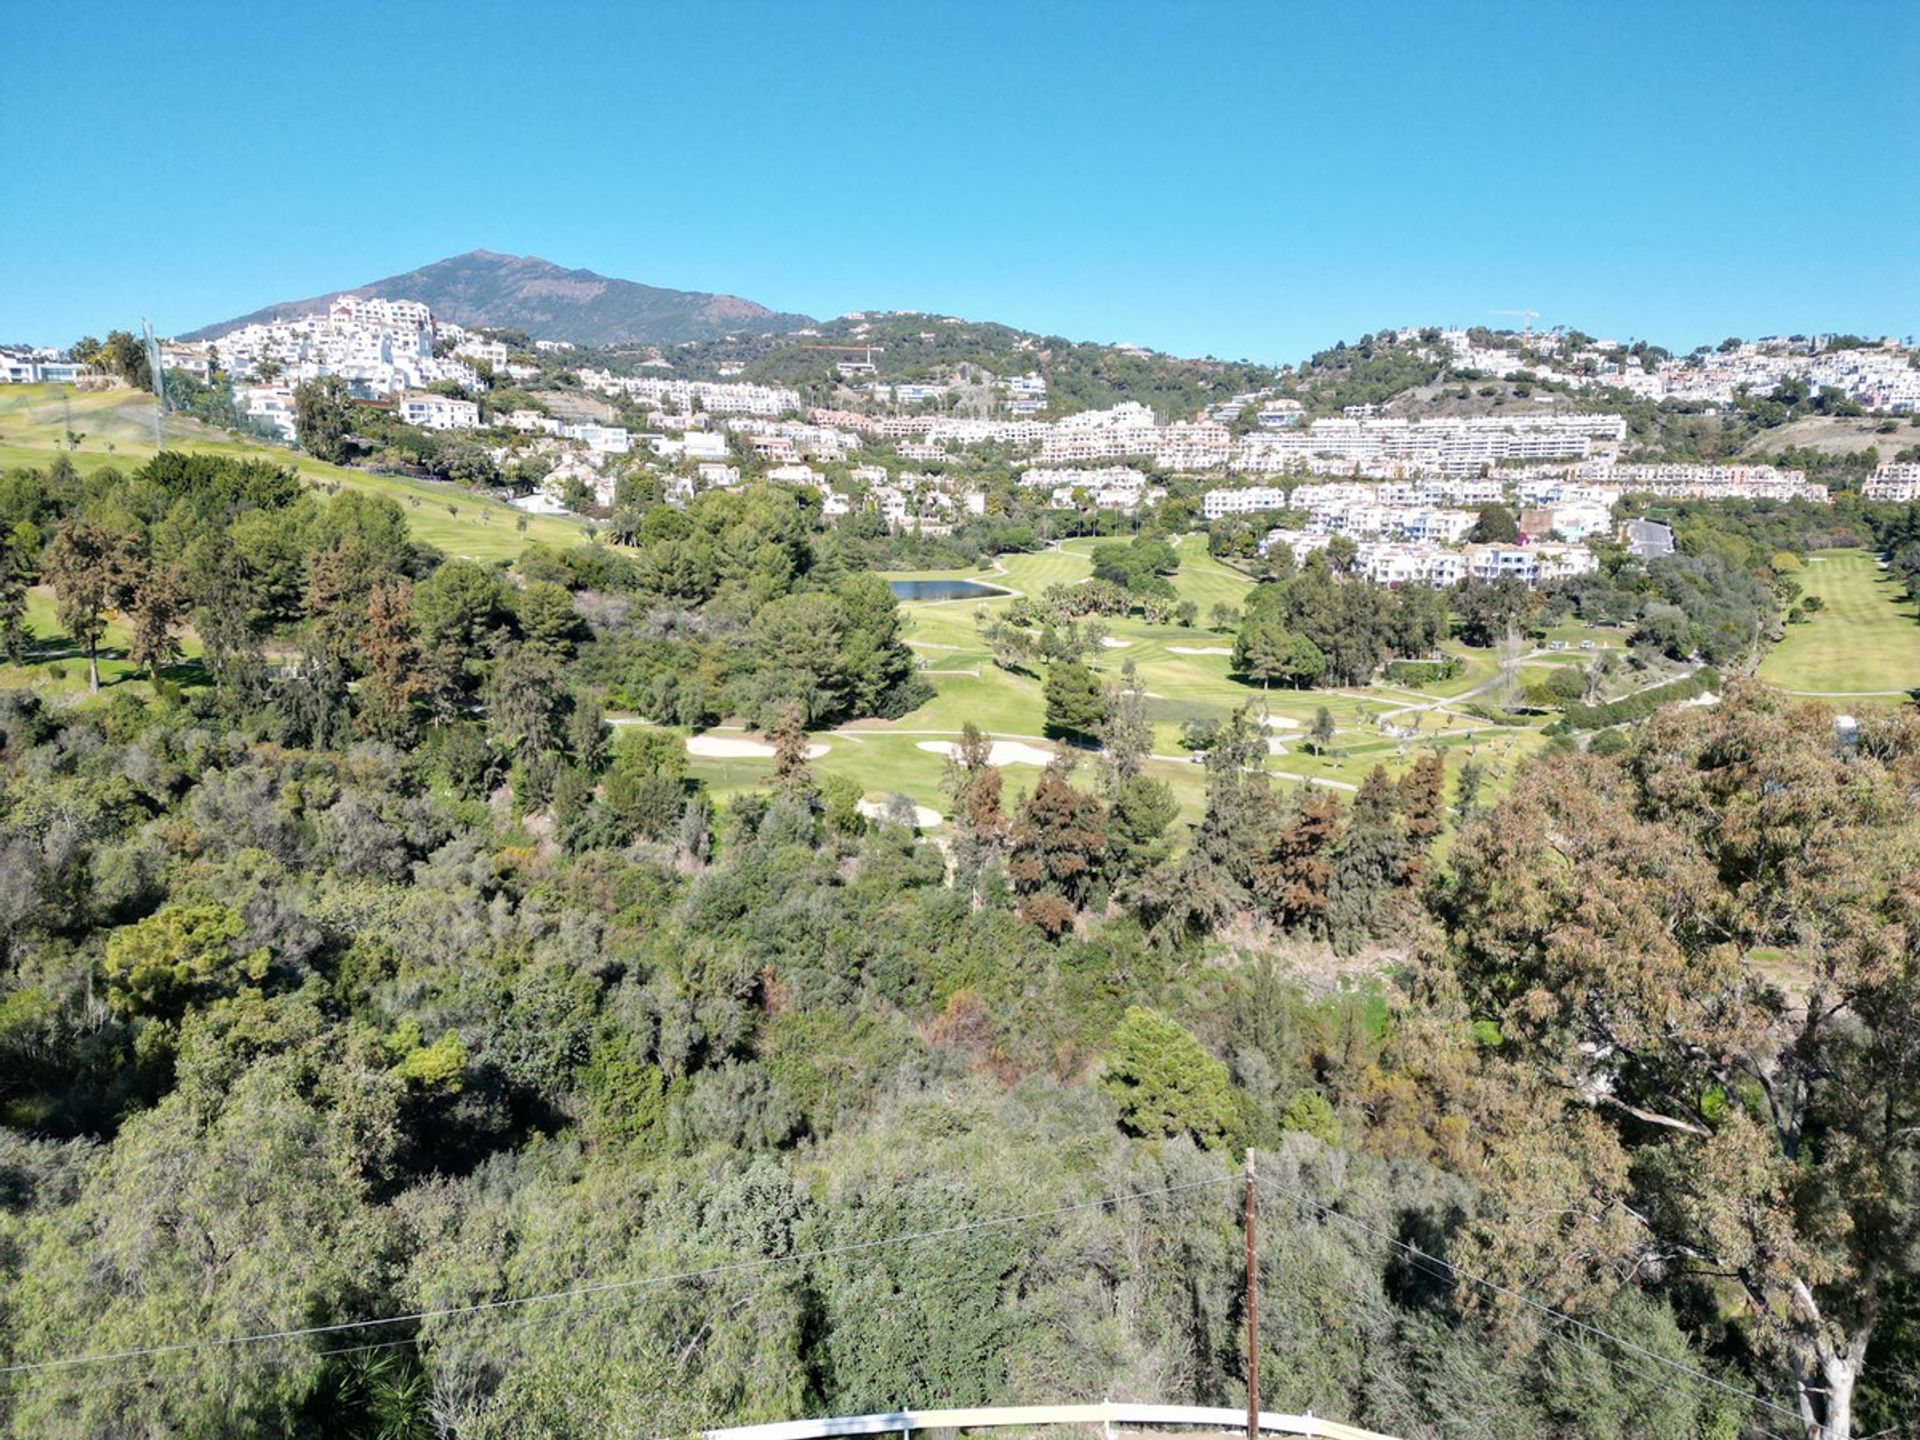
[1007,760,1106,937]
[766,703,817,804]
[1395,752,1447,885]
[357,581,427,744]
[1324,765,1405,954]
[942,722,1008,905]
[0,524,36,664]
[293,375,355,463]
[183,530,267,709]
[1043,660,1106,742]
[1469,502,1520,543]
[483,643,565,762]
[123,552,184,681]
[1098,660,1153,788]
[42,520,132,692]
[1250,789,1342,932]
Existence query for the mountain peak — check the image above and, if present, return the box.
[186,251,812,346]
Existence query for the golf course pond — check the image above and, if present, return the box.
[886,578,1011,602]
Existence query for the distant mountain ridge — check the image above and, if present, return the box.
[184,250,814,346]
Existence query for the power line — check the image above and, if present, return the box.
[1254,1170,1813,1440]
[1,1163,1819,1440]
[0,1171,1239,1387]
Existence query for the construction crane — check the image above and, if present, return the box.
[795,342,883,376]
[1489,308,1541,338]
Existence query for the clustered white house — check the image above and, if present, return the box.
[1402,327,1920,413]
[1201,445,1832,593]
[1019,466,1165,513]
[208,296,485,438]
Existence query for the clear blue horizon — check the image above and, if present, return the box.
[3,0,1915,363]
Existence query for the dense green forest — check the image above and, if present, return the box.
[2,455,1918,1440]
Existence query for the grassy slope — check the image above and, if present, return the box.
[0,385,592,561]
[1757,549,1920,696]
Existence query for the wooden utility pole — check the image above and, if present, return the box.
[1245,1149,1259,1440]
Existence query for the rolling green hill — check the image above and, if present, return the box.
[0,385,591,561]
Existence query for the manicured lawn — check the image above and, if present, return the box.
[0,385,593,561]
[778,535,1550,829]
[1758,549,1920,696]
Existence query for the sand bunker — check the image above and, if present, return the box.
[1167,645,1232,656]
[1259,714,1302,729]
[1099,637,1132,648]
[916,739,1056,767]
[686,735,831,760]
[857,799,944,828]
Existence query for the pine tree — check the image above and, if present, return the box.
[357,581,427,744]
[183,531,266,710]
[942,722,1008,904]
[1395,752,1447,885]
[1043,660,1106,742]
[0,525,33,665]
[42,520,133,692]
[1309,706,1336,755]
[1325,765,1406,954]
[1098,660,1152,789]
[1251,789,1342,932]
[766,703,817,804]
[568,693,610,774]
[123,552,184,681]
[1007,760,1107,936]
[305,542,368,668]
[1454,758,1485,824]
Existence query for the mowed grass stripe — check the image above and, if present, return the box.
[1758,549,1920,695]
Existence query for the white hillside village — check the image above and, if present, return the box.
[5,298,1915,589]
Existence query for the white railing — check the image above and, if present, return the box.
[706,1402,1401,1440]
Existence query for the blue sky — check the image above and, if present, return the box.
[3,1,1915,362]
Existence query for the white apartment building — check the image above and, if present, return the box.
[1203,485,1291,518]
[1521,500,1615,541]
[1,349,95,384]
[157,341,217,382]
[884,383,948,404]
[1021,465,1149,491]
[681,431,729,461]
[217,294,478,398]
[1352,543,1468,588]
[397,394,480,430]
[1463,542,1598,585]
[558,422,631,455]
[1862,463,1920,502]
[1583,462,1827,503]
[240,384,297,440]
[455,338,512,368]
[582,370,801,418]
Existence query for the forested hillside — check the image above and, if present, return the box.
[1,454,1918,1440]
